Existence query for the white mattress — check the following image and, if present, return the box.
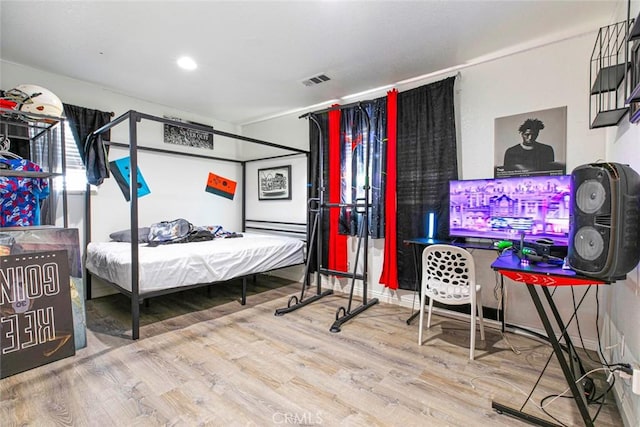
[85,233,304,294]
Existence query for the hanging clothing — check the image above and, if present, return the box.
[83,132,110,186]
[0,158,50,226]
[63,103,112,186]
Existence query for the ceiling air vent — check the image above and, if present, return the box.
[301,74,331,87]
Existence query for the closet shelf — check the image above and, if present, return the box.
[1,109,68,227]
[0,170,63,178]
[0,107,63,127]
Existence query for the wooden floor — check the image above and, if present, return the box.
[1,276,624,426]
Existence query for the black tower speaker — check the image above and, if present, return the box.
[568,162,640,280]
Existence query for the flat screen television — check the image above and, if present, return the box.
[448,175,571,246]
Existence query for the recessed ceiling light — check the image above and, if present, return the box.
[177,56,197,71]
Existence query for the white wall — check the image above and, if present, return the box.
[242,116,308,227]
[243,113,309,151]
[245,155,308,224]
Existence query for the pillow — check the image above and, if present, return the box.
[109,227,151,243]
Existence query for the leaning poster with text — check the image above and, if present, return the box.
[1,250,75,378]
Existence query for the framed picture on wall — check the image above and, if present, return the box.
[258,165,291,200]
[493,106,567,178]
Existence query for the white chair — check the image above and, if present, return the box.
[417,244,485,360]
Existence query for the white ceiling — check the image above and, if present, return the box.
[0,1,619,125]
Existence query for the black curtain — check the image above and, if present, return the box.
[307,99,387,272]
[63,104,111,162]
[63,104,111,185]
[338,99,386,238]
[396,77,458,290]
[368,99,387,239]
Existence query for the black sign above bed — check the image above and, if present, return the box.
[163,116,214,150]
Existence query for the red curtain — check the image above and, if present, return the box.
[328,105,348,271]
[379,89,398,289]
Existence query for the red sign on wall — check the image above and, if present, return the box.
[206,172,237,200]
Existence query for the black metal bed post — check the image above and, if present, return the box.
[84,112,133,301]
[59,121,68,228]
[84,184,92,300]
[129,112,141,340]
[242,161,246,232]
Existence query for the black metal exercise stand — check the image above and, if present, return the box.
[275,105,379,332]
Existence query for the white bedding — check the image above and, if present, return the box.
[85,233,304,294]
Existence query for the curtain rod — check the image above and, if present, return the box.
[298,72,463,120]
[299,99,375,119]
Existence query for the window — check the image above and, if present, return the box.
[23,119,89,193]
[60,121,91,192]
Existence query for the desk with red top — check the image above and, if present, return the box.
[491,250,607,427]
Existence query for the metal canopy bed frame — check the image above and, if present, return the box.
[85,110,308,339]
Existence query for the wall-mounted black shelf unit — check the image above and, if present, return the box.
[589,20,629,129]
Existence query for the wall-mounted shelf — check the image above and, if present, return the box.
[591,108,629,128]
[591,63,627,94]
[589,21,629,129]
